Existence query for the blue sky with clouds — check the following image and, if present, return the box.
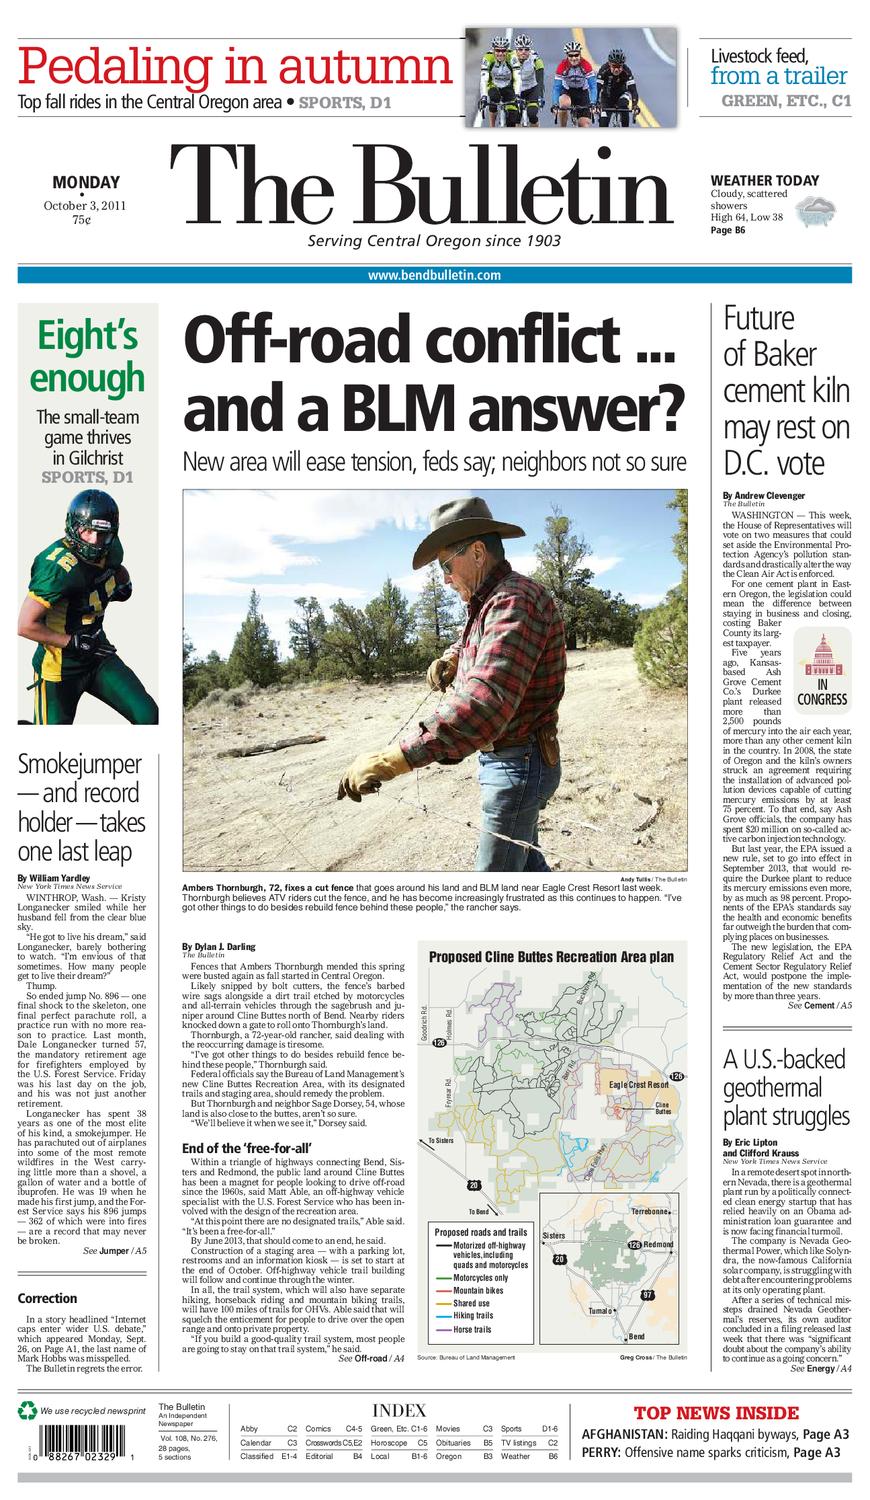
[184,488,682,658]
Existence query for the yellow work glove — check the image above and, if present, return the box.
[426,656,457,692]
[337,745,412,803]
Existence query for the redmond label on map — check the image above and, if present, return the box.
[417,945,687,1352]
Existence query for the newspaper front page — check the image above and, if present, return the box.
[10,0,860,1489]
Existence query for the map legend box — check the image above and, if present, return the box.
[427,1222,535,1344]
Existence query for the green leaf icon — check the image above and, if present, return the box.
[18,1400,38,1420]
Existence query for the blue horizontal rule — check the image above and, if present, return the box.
[18,263,851,285]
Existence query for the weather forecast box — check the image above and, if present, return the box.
[428,1221,534,1344]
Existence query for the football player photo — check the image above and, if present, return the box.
[18,489,159,726]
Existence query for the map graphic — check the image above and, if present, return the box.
[540,1191,679,1345]
[419,949,686,1348]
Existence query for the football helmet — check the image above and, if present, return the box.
[65,490,119,562]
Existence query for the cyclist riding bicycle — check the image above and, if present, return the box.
[596,47,639,126]
[510,35,545,126]
[479,36,520,127]
[552,40,596,127]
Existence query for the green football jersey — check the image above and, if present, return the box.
[28,535,125,681]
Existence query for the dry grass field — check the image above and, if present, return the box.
[183,647,687,874]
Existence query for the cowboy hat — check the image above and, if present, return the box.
[412,497,526,570]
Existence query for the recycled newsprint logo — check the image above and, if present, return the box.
[793,626,851,714]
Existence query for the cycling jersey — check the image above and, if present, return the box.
[555,56,593,91]
[480,52,518,92]
[553,55,597,108]
[511,50,544,97]
[597,62,638,108]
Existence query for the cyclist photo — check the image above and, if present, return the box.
[511,34,545,126]
[596,46,640,126]
[464,28,675,129]
[552,38,596,126]
[479,35,520,126]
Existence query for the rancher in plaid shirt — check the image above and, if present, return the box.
[338,498,566,872]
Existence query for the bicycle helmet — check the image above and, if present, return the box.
[564,40,582,55]
[608,48,626,64]
[514,34,533,49]
[491,36,509,50]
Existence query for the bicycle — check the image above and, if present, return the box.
[479,93,524,127]
[596,94,640,127]
[550,100,592,127]
[516,93,544,127]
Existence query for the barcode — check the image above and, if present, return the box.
[38,1424,126,1457]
